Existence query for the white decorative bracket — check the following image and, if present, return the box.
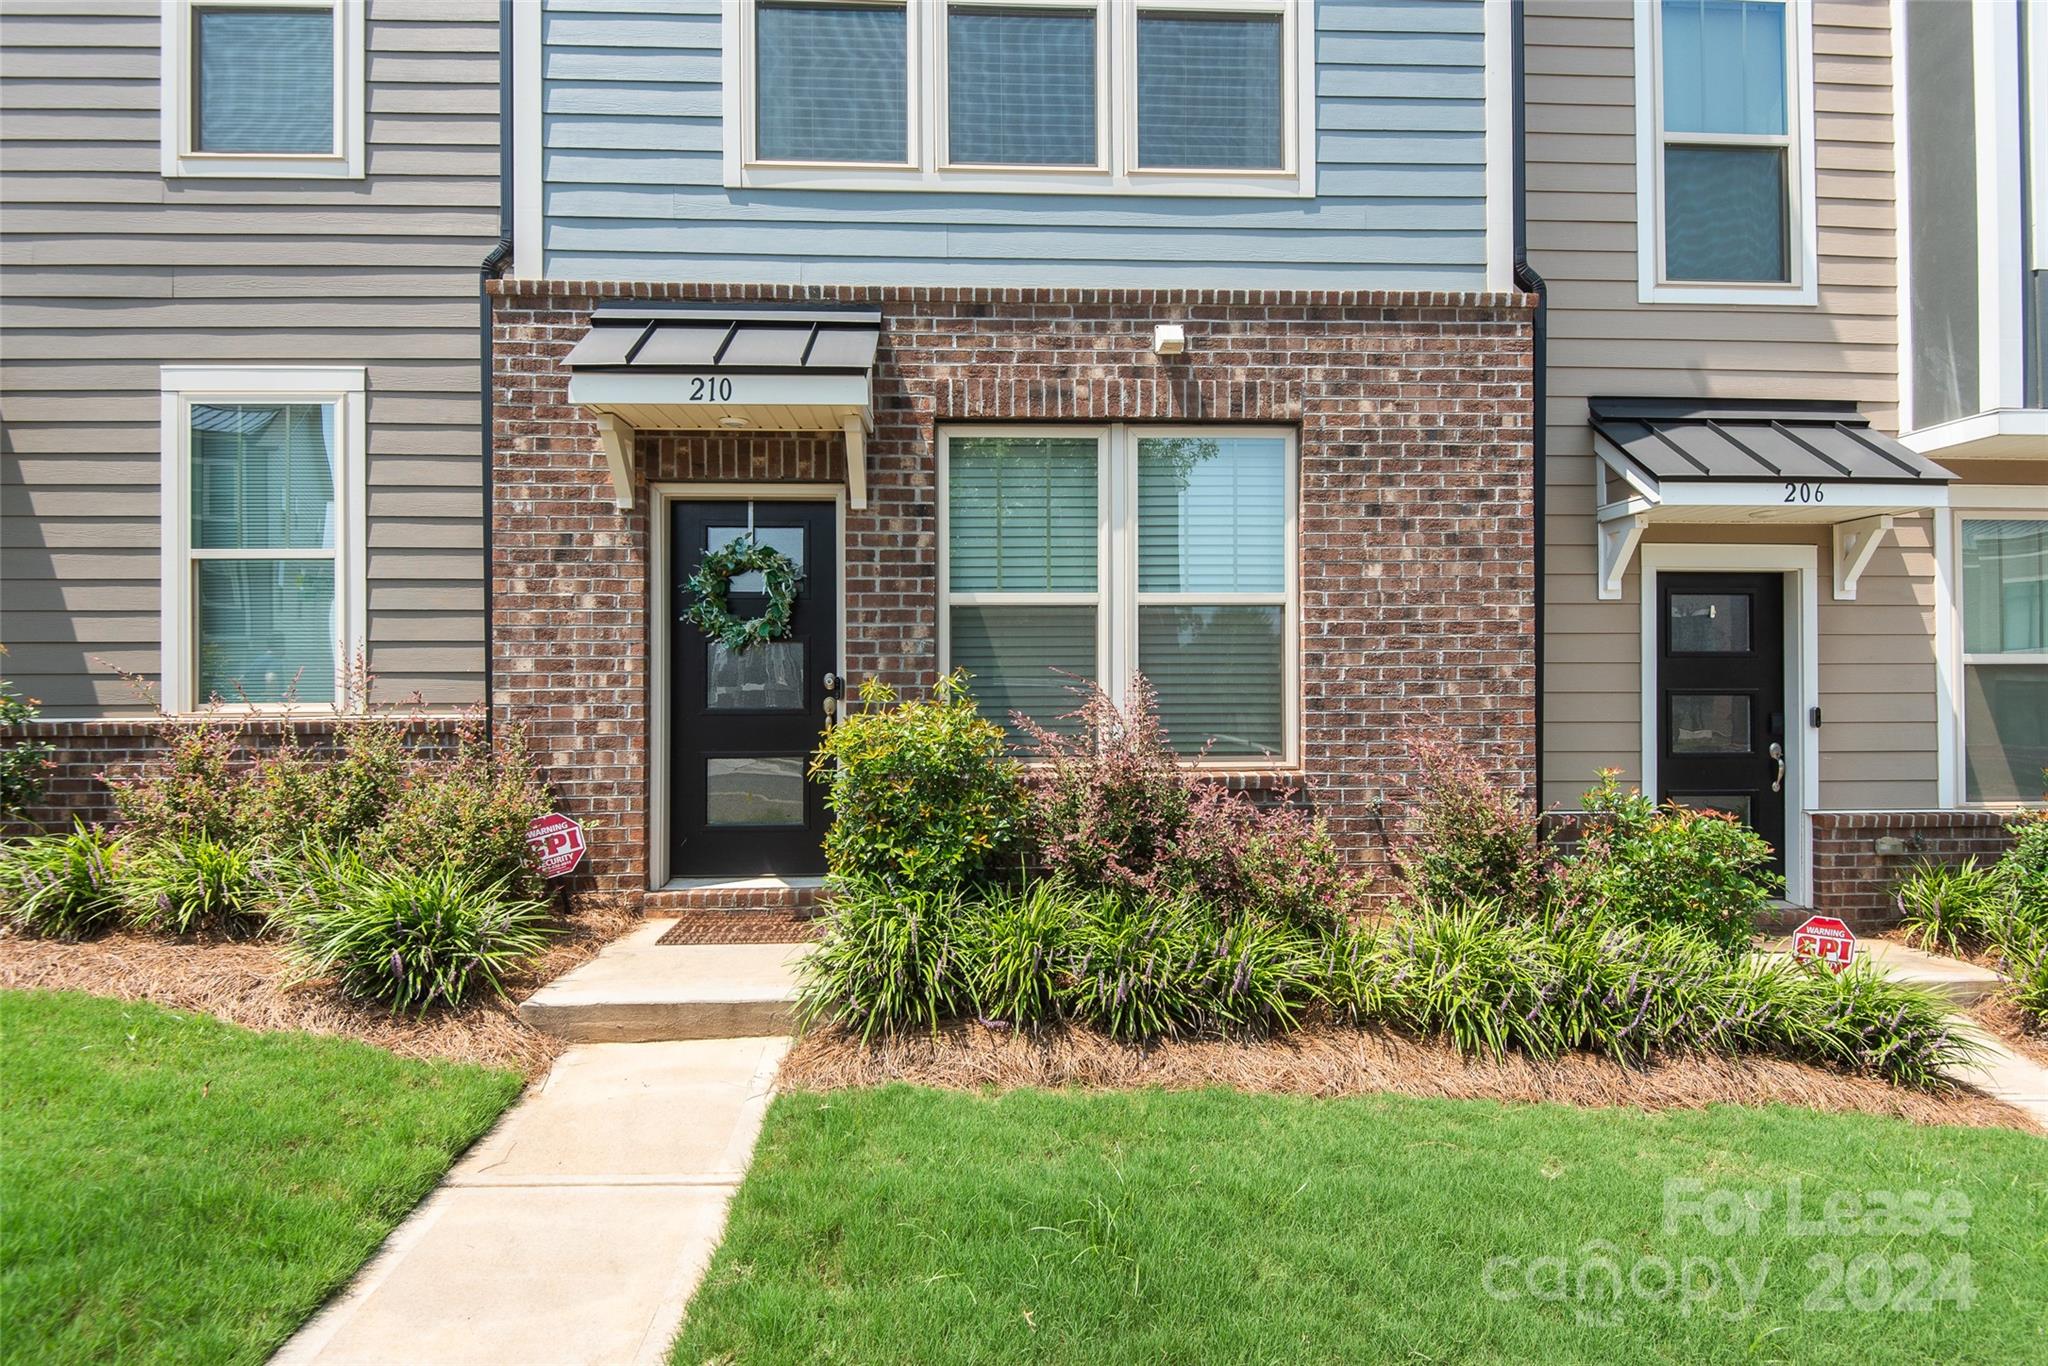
[590,411,636,511]
[842,414,869,511]
[1597,512,1649,601]
[1831,514,1894,601]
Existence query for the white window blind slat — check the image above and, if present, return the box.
[757,2,908,163]
[947,436,1098,592]
[194,8,334,155]
[947,6,1096,166]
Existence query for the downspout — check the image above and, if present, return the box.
[477,0,515,739]
[1511,0,1548,810]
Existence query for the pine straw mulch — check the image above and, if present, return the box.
[1967,997,2048,1068]
[779,1021,2041,1134]
[0,896,642,1078]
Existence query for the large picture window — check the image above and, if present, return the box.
[1958,515,2048,804]
[160,368,365,714]
[161,1,363,178]
[729,0,1312,196]
[1635,0,1815,303]
[940,427,1295,760]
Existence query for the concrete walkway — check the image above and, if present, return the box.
[1850,939,2048,1132]
[272,1033,790,1366]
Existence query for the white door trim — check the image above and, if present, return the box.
[1638,543,1821,907]
[647,481,849,891]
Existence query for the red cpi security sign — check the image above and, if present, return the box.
[1791,915,1856,973]
[526,812,587,879]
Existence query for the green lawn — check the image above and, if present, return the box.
[0,989,522,1366]
[674,1087,2048,1365]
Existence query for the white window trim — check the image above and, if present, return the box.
[159,366,367,716]
[161,0,365,180]
[937,424,1300,768]
[721,0,1316,198]
[1941,498,2048,810]
[1632,0,1818,306]
[1637,544,1820,907]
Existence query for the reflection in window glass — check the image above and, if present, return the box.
[1669,592,1751,653]
[1660,0,1787,135]
[706,756,807,826]
[706,640,805,711]
[1138,604,1284,757]
[1670,694,1752,754]
[1137,436,1285,593]
[757,2,907,162]
[706,524,804,596]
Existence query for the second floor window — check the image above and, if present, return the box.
[734,0,1310,195]
[1638,0,1813,301]
[162,1,364,178]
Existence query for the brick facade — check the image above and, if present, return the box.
[1810,809,2023,927]
[490,279,1539,908]
[1,715,466,837]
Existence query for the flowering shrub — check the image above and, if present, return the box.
[1391,734,1552,916]
[106,712,248,845]
[0,823,123,940]
[0,661,55,819]
[810,673,1023,891]
[240,717,409,854]
[359,717,552,899]
[1019,676,1353,929]
[1554,772,1779,954]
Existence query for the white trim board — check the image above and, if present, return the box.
[1936,497,2048,809]
[1637,544,1821,907]
[647,482,849,890]
[160,0,364,180]
[511,0,544,279]
[158,366,368,716]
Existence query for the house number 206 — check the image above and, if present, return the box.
[1784,481,1826,504]
[689,376,735,402]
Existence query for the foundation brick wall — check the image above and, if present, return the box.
[1810,810,2024,927]
[489,280,1538,907]
[0,715,466,837]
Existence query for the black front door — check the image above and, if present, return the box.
[1656,572,1787,878]
[670,499,837,878]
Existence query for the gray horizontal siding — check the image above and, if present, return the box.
[539,0,1493,288]
[0,0,497,715]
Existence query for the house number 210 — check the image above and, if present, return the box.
[1784,481,1826,504]
[689,376,735,402]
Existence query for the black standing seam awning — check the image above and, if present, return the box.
[561,303,885,511]
[1585,399,1958,604]
[1587,398,1957,486]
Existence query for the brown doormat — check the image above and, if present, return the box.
[657,910,823,945]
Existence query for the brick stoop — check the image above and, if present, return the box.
[658,910,823,945]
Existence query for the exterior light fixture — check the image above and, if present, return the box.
[1151,323,1186,355]
[718,415,750,428]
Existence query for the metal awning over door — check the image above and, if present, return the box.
[1587,399,1958,601]
[563,303,883,510]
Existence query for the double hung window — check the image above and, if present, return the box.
[1958,516,2048,804]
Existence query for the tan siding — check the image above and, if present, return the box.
[0,1,496,714]
[1528,0,1939,813]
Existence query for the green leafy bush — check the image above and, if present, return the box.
[0,824,123,940]
[115,833,269,937]
[1555,772,1778,953]
[106,713,248,845]
[0,661,55,819]
[1063,895,1319,1041]
[239,718,410,854]
[276,855,554,1015]
[810,674,1023,891]
[797,883,971,1040]
[1895,858,2006,957]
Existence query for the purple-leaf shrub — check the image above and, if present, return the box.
[1390,733,1553,917]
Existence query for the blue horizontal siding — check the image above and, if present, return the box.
[539,0,1493,289]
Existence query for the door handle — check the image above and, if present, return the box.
[821,672,841,731]
[1769,742,1785,794]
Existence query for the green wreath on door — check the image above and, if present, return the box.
[684,535,801,653]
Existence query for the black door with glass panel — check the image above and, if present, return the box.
[670,500,836,878]
[1657,572,1787,878]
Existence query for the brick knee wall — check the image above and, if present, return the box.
[0,715,467,836]
[1810,810,2022,927]
[490,280,1538,908]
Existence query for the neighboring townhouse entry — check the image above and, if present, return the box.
[1655,572,1789,880]
[669,498,838,877]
